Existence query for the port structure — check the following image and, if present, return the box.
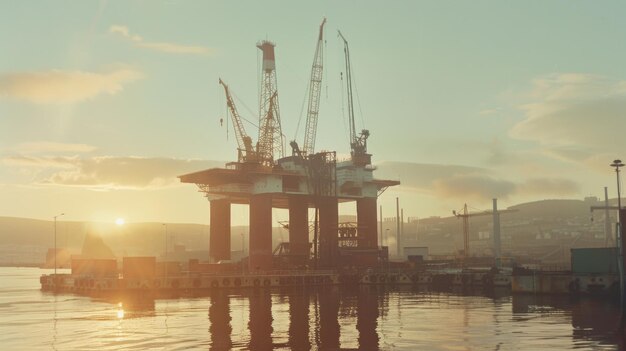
[179,20,399,271]
[453,200,517,262]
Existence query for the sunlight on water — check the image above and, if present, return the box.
[116,303,124,319]
[0,267,622,350]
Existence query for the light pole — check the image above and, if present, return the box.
[162,223,168,279]
[611,159,624,212]
[162,224,168,259]
[53,213,65,277]
[611,159,626,326]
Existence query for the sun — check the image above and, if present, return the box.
[115,218,125,226]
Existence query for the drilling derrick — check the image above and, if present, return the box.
[257,41,284,167]
[219,78,258,164]
[338,30,371,166]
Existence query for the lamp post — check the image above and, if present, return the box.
[611,160,624,212]
[162,223,168,279]
[611,159,626,326]
[53,213,65,277]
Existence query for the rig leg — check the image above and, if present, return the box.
[357,197,378,249]
[289,196,309,264]
[318,197,339,267]
[210,199,231,262]
[249,194,273,271]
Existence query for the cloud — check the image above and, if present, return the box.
[376,161,579,201]
[518,178,579,196]
[110,25,214,55]
[432,174,517,201]
[510,73,626,168]
[12,142,96,154]
[3,155,78,169]
[377,161,515,201]
[0,67,142,104]
[479,108,500,116]
[3,156,223,189]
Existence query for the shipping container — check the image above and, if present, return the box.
[570,247,618,274]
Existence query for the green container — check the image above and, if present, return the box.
[570,247,618,274]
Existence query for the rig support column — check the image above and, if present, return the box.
[210,199,231,262]
[357,197,378,249]
[249,194,273,271]
[318,197,339,267]
[289,197,309,261]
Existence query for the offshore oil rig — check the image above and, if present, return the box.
[41,19,410,295]
[180,19,398,272]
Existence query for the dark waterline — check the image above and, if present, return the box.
[0,267,623,350]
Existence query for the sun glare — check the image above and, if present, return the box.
[115,218,125,226]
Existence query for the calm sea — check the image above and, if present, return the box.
[0,267,623,350]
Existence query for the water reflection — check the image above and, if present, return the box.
[512,294,623,349]
[71,286,623,350]
[288,288,310,350]
[208,290,232,350]
[248,289,273,350]
[357,286,379,349]
[98,293,156,319]
[318,287,340,350]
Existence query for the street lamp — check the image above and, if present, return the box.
[162,224,168,259]
[611,159,624,212]
[53,213,65,277]
[162,223,168,278]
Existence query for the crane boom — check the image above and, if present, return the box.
[338,30,370,165]
[302,18,326,156]
[219,78,256,163]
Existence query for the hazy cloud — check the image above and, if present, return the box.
[376,162,487,191]
[12,142,96,154]
[432,174,517,201]
[519,178,580,196]
[0,67,142,104]
[479,108,500,116]
[510,73,626,169]
[110,25,214,55]
[377,161,515,201]
[3,155,78,169]
[376,161,579,201]
[3,156,223,189]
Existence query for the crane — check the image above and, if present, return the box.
[453,203,518,259]
[338,30,371,166]
[219,78,257,164]
[301,17,327,156]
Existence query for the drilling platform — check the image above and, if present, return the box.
[179,19,399,272]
